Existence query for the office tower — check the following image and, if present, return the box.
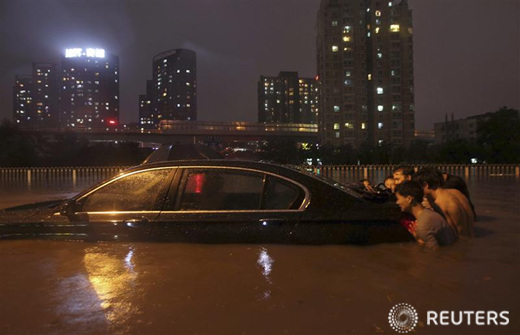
[59,48,119,129]
[258,71,318,124]
[139,80,155,128]
[317,0,414,148]
[152,49,197,124]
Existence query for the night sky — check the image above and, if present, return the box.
[0,0,518,130]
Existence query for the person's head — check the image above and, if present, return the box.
[384,175,396,192]
[393,165,414,186]
[395,180,424,213]
[413,167,444,196]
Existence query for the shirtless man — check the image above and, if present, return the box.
[413,167,474,237]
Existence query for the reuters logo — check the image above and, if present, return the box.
[388,303,418,333]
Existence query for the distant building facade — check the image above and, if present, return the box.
[316,0,415,148]
[59,48,119,129]
[258,72,318,124]
[13,63,59,128]
[149,49,197,127]
[139,80,154,128]
[434,114,481,144]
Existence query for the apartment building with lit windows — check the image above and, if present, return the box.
[59,48,119,129]
[317,0,414,148]
[13,76,34,126]
[152,49,197,124]
[139,80,154,128]
[13,63,59,128]
[258,72,318,124]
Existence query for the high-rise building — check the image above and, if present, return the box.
[258,72,318,124]
[317,0,414,148]
[32,63,59,127]
[12,76,34,126]
[139,80,154,128]
[12,63,59,128]
[59,48,119,129]
[152,49,197,124]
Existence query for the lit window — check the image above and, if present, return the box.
[378,105,384,112]
[375,27,380,34]
[377,87,384,94]
[367,32,371,37]
[335,132,340,138]
[390,24,400,32]
[388,2,393,7]
[333,105,340,112]
[186,69,191,73]
[345,123,354,129]
[377,52,383,59]
[343,36,351,42]
[375,10,381,17]
[368,74,372,80]
[332,45,339,52]
[332,20,338,27]
[334,123,340,130]
[361,123,366,130]
[344,79,353,86]
[345,71,351,77]
[378,122,383,129]
[344,26,352,33]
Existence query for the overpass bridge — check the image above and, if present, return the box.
[22,121,319,146]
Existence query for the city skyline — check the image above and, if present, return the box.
[0,0,518,131]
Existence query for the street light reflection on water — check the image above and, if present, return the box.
[83,246,139,324]
[257,247,274,299]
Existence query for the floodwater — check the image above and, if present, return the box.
[0,174,519,335]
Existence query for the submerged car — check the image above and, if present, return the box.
[0,160,412,244]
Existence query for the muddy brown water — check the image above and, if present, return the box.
[0,175,519,335]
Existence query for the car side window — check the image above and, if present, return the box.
[263,176,304,210]
[179,169,264,210]
[79,169,172,212]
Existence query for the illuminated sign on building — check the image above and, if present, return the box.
[65,48,106,58]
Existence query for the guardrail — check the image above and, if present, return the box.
[0,164,518,186]
[0,166,128,188]
[313,164,520,182]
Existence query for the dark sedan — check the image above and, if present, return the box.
[0,160,412,244]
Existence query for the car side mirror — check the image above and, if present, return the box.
[60,199,77,218]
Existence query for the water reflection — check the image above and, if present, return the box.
[83,245,140,325]
[257,247,274,300]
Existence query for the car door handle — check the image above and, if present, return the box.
[259,218,287,226]
[124,217,149,228]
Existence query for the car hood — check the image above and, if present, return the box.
[0,200,64,223]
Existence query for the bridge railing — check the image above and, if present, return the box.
[306,164,520,183]
[0,164,518,187]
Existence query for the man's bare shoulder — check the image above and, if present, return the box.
[435,190,461,211]
[445,188,470,204]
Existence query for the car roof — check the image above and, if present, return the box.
[129,159,298,175]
